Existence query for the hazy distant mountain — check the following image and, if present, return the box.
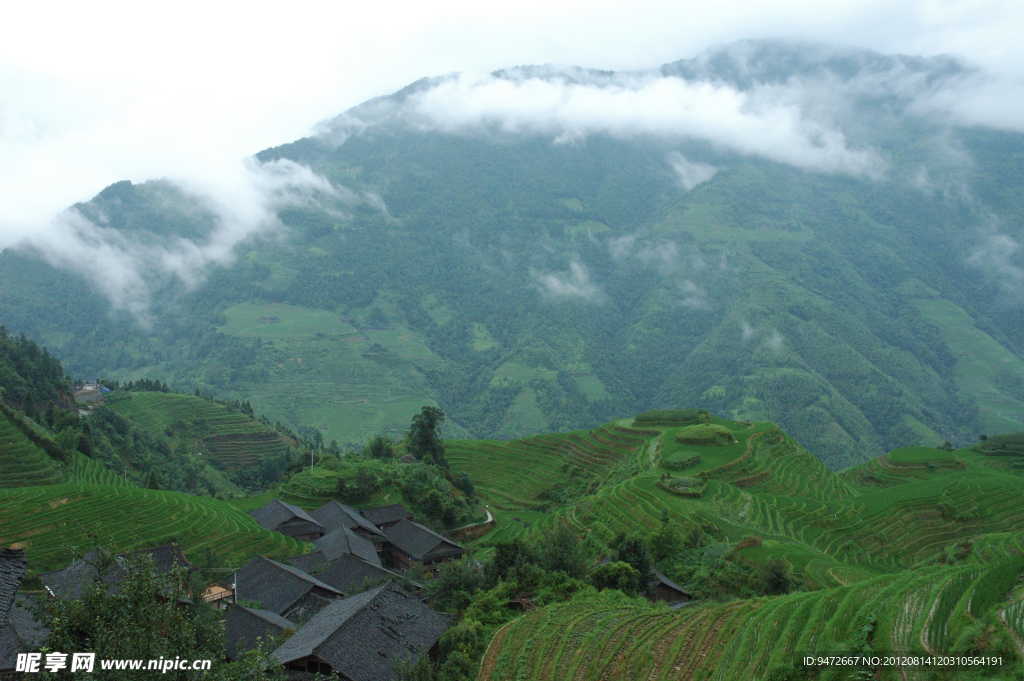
[4,41,1023,468]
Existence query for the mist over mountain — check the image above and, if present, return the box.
[3,40,1023,468]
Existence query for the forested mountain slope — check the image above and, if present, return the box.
[2,42,1023,468]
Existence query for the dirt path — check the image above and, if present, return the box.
[450,507,493,532]
[1001,602,1024,658]
[646,433,663,469]
[477,617,519,681]
[918,590,941,655]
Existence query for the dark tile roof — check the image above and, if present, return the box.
[306,554,409,594]
[383,519,465,561]
[39,550,123,600]
[0,549,27,623]
[284,592,333,625]
[272,584,454,681]
[1,595,45,672]
[235,555,341,616]
[223,605,295,661]
[361,503,413,527]
[249,499,324,534]
[312,501,385,539]
[314,527,381,568]
[286,551,331,575]
[40,544,192,601]
[130,544,194,574]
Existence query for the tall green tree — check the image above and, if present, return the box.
[34,547,285,680]
[408,406,448,468]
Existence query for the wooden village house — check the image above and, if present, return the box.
[234,555,342,623]
[271,583,453,680]
[360,503,414,531]
[310,501,387,556]
[382,519,465,572]
[249,500,326,542]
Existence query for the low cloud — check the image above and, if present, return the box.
[607,235,636,262]
[768,329,785,351]
[669,152,718,190]
[968,233,1024,301]
[534,260,603,303]
[15,158,341,320]
[675,280,710,309]
[392,69,884,178]
[740,319,755,342]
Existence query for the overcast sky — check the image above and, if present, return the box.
[2,0,1023,249]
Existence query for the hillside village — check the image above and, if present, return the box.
[0,499,467,679]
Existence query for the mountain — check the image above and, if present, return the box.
[3,41,1024,469]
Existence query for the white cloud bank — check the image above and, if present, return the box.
[534,261,604,303]
[968,233,1024,300]
[15,159,339,319]
[391,70,885,178]
[669,153,719,190]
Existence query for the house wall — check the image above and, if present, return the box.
[284,656,335,677]
[278,519,324,541]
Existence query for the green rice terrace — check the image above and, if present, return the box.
[105,391,292,470]
[5,401,1024,678]
[445,420,1024,679]
[0,483,304,572]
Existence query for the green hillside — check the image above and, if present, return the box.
[447,416,1024,678]
[0,409,65,487]
[0,483,304,572]
[4,47,1024,465]
[105,391,292,470]
[445,422,652,509]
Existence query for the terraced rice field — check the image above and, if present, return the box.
[0,483,304,571]
[0,410,65,487]
[108,392,291,469]
[446,425,651,508]
[67,452,127,486]
[480,564,1017,681]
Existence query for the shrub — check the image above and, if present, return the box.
[674,424,736,445]
[634,409,712,425]
[657,476,706,497]
[590,561,642,597]
[663,452,701,470]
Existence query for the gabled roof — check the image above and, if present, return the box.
[284,592,334,625]
[39,550,123,600]
[383,519,464,561]
[313,527,381,568]
[312,500,385,539]
[223,605,295,661]
[272,584,454,681]
[40,545,193,601]
[305,553,412,594]
[652,571,691,597]
[249,499,324,534]
[361,503,414,527]
[0,549,27,622]
[235,555,341,616]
